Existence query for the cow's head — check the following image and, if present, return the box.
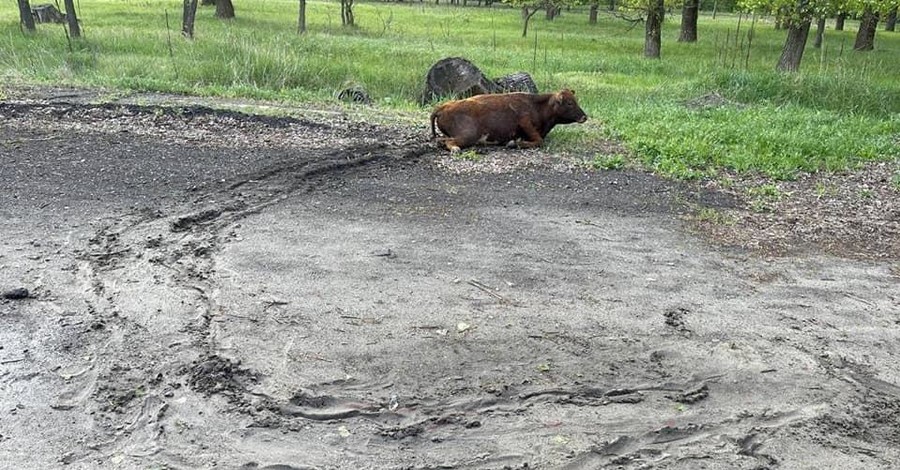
[551,89,588,124]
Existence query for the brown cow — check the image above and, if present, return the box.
[430,89,588,152]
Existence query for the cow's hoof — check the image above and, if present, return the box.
[449,146,462,154]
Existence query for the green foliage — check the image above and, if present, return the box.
[747,183,783,212]
[0,0,897,182]
[748,183,783,199]
[587,154,627,170]
[739,0,899,18]
[453,149,483,161]
[696,207,737,225]
[710,70,900,118]
[606,97,898,180]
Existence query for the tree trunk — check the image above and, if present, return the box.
[341,0,354,26]
[521,6,539,37]
[813,16,825,48]
[215,0,234,19]
[545,4,559,20]
[853,7,878,51]
[62,0,80,37]
[678,0,698,42]
[886,7,897,32]
[17,0,36,32]
[182,0,199,39]
[776,17,810,72]
[200,0,215,5]
[835,13,844,31]
[608,0,615,11]
[589,3,598,24]
[644,0,664,58]
[298,0,306,34]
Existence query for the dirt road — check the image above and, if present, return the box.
[1,93,899,469]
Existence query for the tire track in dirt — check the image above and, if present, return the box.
[63,125,437,463]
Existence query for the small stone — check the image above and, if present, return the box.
[2,288,30,300]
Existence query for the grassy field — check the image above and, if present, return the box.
[1,0,898,180]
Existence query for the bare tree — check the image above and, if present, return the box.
[17,0,36,32]
[183,0,199,39]
[63,0,80,38]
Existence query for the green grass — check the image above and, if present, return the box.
[586,153,626,170]
[1,1,898,180]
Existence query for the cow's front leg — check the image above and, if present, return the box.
[516,119,544,148]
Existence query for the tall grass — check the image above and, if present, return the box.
[1,0,897,179]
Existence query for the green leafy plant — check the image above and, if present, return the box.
[588,154,626,170]
[453,149,482,162]
[696,207,737,225]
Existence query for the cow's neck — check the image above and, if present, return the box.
[536,94,560,137]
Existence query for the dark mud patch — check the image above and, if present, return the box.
[184,355,260,404]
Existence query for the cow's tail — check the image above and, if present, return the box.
[429,109,440,140]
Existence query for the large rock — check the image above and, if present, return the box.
[421,57,499,105]
[421,58,540,104]
[493,72,539,94]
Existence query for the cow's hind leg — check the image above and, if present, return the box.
[443,131,481,153]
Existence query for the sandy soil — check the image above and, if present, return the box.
[1,89,899,470]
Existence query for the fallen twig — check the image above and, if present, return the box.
[467,279,511,304]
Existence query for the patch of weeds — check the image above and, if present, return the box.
[717,176,735,189]
[65,51,97,73]
[891,172,900,192]
[748,184,782,201]
[695,207,736,225]
[452,149,482,162]
[815,182,837,199]
[750,199,774,213]
[587,153,626,170]
[747,184,783,213]
[858,186,874,199]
